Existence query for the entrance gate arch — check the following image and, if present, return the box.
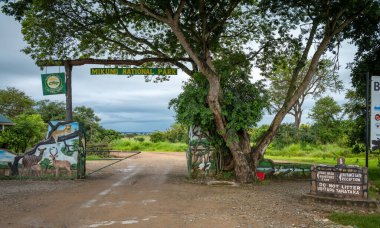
[37,58,179,178]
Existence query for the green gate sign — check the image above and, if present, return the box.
[90,68,177,75]
[41,73,66,95]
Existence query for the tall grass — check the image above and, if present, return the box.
[110,138,187,152]
[266,143,352,158]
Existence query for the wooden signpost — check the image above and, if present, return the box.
[310,158,368,199]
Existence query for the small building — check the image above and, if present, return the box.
[0,114,15,131]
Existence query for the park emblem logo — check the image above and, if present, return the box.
[41,73,66,95]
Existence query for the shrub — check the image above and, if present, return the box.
[150,131,165,143]
[134,137,145,142]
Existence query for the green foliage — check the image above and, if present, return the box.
[34,100,65,122]
[309,97,344,144]
[150,131,165,143]
[0,114,45,153]
[266,143,351,158]
[164,123,189,143]
[149,124,189,143]
[249,125,269,145]
[256,124,317,149]
[134,137,145,142]
[328,212,380,228]
[96,128,123,144]
[73,106,101,143]
[0,87,34,118]
[309,96,342,126]
[170,52,269,148]
[110,138,187,152]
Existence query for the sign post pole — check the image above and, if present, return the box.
[64,61,73,121]
[366,72,370,168]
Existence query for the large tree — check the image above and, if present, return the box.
[309,96,343,144]
[252,0,380,160]
[0,87,34,118]
[265,57,343,128]
[2,0,379,182]
[34,100,66,122]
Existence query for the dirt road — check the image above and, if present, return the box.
[0,152,361,227]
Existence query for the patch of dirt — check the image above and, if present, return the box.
[0,152,371,227]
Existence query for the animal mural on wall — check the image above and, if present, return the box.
[21,147,46,176]
[49,148,72,177]
[7,121,84,177]
[51,124,72,143]
[187,126,214,177]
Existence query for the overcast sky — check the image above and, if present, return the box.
[0,13,357,132]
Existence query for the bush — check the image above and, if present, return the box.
[149,124,189,143]
[150,131,165,143]
[249,125,269,145]
[134,137,145,142]
[0,114,45,153]
[351,142,365,154]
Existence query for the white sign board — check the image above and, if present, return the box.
[371,76,380,151]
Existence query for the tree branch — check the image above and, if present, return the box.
[174,0,186,22]
[36,57,191,67]
[121,0,170,23]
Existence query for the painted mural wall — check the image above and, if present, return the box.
[5,121,85,177]
[187,126,215,177]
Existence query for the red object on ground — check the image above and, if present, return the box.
[256,171,265,181]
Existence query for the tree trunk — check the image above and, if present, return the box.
[293,101,302,129]
[170,20,255,183]
[206,74,254,182]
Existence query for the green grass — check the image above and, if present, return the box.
[86,154,103,160]
[110,138,187,152]
[328,212,380,228]
[266,143,352,158]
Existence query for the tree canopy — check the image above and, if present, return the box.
[2,0,379,182]
[0,87,34,118]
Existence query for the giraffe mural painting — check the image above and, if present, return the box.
[7,121,86,178]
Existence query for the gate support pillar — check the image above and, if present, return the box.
[64,61,73,121]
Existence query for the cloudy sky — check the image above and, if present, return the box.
[0,13,356,132]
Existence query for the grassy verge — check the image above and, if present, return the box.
[328,212,380,228]
[110,138,187,152]
[86,154,103,160]
[266,143,352,158]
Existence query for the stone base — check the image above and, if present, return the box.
[302,193,379,209]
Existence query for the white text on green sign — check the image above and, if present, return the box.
[90,68,177,75]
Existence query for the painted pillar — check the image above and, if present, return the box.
[64,61,73,121]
